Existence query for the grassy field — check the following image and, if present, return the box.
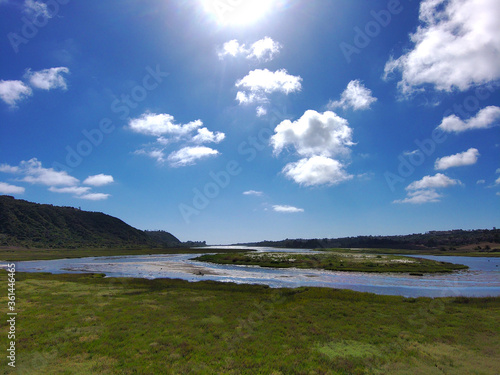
[195,251,469,274]
[0,246,252,262]
[1,271,498,374]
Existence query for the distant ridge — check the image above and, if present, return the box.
[0,195,181,248]
[239,229,500,250]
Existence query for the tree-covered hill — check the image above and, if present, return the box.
[0,195,180,248]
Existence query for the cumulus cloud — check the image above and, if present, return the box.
[0,182,25,195]
[256,106,267,117]
[437,106,500,133]
[395,173,461,204]
[246,37,282,61]
[407,173,461,190]
[235,69,302,105]
[0,80,32,107]
[0,67,69,107]
[129,113,202,137]
[384,0,500,94]
[167,146,219,168]
[191,127,225,144]
[25,67,69,90]
[327,80,377,111]
[435,148,479,170]
[243,190,263,196]
[271,110,354,158]
[129,112,225,167]
[0,159,111,200]
[218,39,246,58]
[282,156,353,187]
[218,37,282,61]
[272,205,304,213]
[83,174,114,186]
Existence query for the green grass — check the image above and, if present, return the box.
[195,251,469,273]
[0,246,254,262]
[0,271,498,374]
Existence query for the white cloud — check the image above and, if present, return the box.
[282,156,353,187]
[79,193,110,201]
[24,0,51,18]
[243,190,263,196]
[25,67,69,90]
[437,106,500,133]
[435,148,480,170]
[49,186,91,195]
[0,159,111,200]
[271,110,354,158]
[129,113,202,137]
[272,205,304,213]
[384,0,500,93]
[407,173,461,191]
[256,106,267,117]
[395,173,462,204]
[0,80,32,107]
[394,189,443,204]
[495,176,500,185]
[235,69,302,105]
[130,112,225,167]
[477,180,486,184]
[327,80,377,111]
[167,146,220,167]
[218,37,282,61]
[246,37,282,61]
[0,182,25,195]
[83,174,114,186]
[191,127,225,144]
[218,39,246,59]
[9,158,79,186]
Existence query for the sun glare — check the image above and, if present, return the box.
[201,0,278,26]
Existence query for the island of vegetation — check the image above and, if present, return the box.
[195,250,469,274]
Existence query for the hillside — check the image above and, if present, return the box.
[0,195,180,248]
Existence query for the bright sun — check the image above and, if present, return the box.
[201,0,277,26]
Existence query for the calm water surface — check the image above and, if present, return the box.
[11,246,500,298]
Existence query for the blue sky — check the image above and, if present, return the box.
[0,0,499,244]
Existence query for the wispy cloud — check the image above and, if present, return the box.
[24,67,69,90]
[243,190,263,196]
[0,158,111,200]
[167,146,220,168]
[0,80,32,107]
[0,182,25,195]
[272,205,304,213]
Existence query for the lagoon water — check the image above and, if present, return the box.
[13,246,500,298]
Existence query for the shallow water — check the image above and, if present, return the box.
[11,246,500,298]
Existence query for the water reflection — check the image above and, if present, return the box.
[12,247,500,298]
